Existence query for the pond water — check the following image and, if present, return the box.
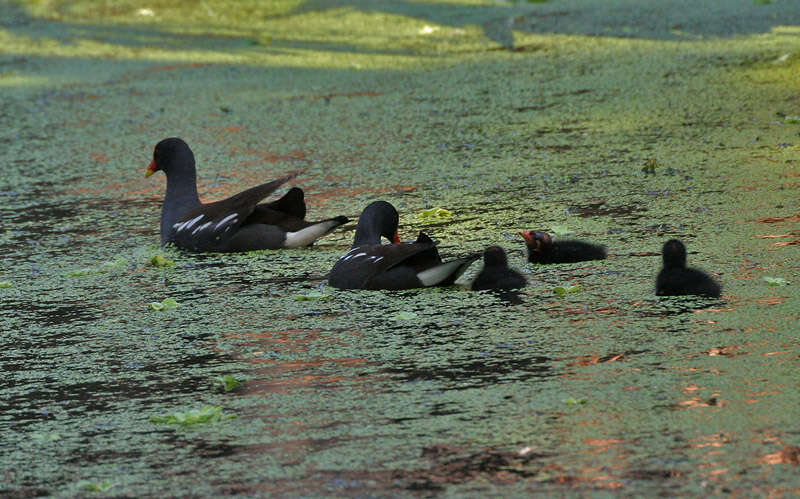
[2,1,799,496]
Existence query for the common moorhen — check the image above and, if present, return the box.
[146,137,348,252]
[328,201,480,290]
[471,246,527,291]
[656,239,721,297]
[520,230,606,264]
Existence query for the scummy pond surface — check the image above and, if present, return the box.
[1,0,799,495]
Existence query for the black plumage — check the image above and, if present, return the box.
[329,201,480,290]
[656,239,721,297]
[145,137,348,252]
[521,230,606,264]
[472,246,527,291]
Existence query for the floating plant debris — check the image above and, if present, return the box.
[148,255,174,267]
[150,406,235,426]
[149,298,179,311]
[294,290,331,301]
[554,285,581,296]
[213,375,246,392]
[763,276,789,286]
[417,207,452,221]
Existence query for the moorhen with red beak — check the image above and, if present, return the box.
[145,137,348,252]
[520,230,606,264]
[329,201,480,290]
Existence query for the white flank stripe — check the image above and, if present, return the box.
[191,222,213,235]
[173,214,204,232]
[343,252,367,262]
[374,256,384,263]
[214,213,238,231]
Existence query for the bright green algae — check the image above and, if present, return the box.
[1,0,799,496]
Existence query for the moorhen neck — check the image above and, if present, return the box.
[146,137,348,252]
[520,230,607,264]
[471,246,527,291]
[328,201,479,290]
[656,239,721,297]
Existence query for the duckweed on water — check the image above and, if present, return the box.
[762,276,790,286]
[394,311,419,320]
[0,281,11,288]
[66,257,128,277]
[148,255,174,267]
[148,297,179,311]
[417,207,453,221]
[79,480,114,493]
[212,375,246,392]
[553,285,581,296]
[293,290,331,301]
[4,0,800,496]
[150,406,236,426]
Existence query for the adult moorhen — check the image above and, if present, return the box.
[145,137,348,252]
[656,239,721,297]
[329,201,480,290]
[520,230,606,264]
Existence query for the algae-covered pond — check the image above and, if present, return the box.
[2,0,799,496]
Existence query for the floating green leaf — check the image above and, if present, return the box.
[763,276,789,286]
[550,225,572,236]
[81,480,114,493]
[554,285,581,296]
[294,290,331,301]
[31,432,61,441]
[67,257,127,277]
[148,255,174,267]
[563,397,588,405]
[149,297,179,311]
[417,207,452,221]
[394,311,418,320]
[785,115,800,124]
[213,375,246,392]
[150,406,236,426]
[0,281,11,288]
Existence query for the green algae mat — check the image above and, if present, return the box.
[2,0,799,495]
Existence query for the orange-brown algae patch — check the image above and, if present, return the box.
[760,446,800,465]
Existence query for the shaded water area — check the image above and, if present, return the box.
[2,0,799,495]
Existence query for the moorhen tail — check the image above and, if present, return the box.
[328,201,480,290]
[521,230,606,264]
[656,239,721,297]
[146,137,348,252]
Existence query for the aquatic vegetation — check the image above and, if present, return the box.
[212,375,246,392]
[148,255,174,267]
[553,285,581,296]
[763,276,790,286]
[417,207,453,222]
[0,281,11,288]
[148,298,179,311]
[31,432,61,441]
[293,290,331,301]
[393,311,419,320]
[66,257,127,277]
[150,406,236,426]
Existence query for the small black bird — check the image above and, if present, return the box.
[520,230,606,264]
[656,239,721,297]
[471,246,527,291]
